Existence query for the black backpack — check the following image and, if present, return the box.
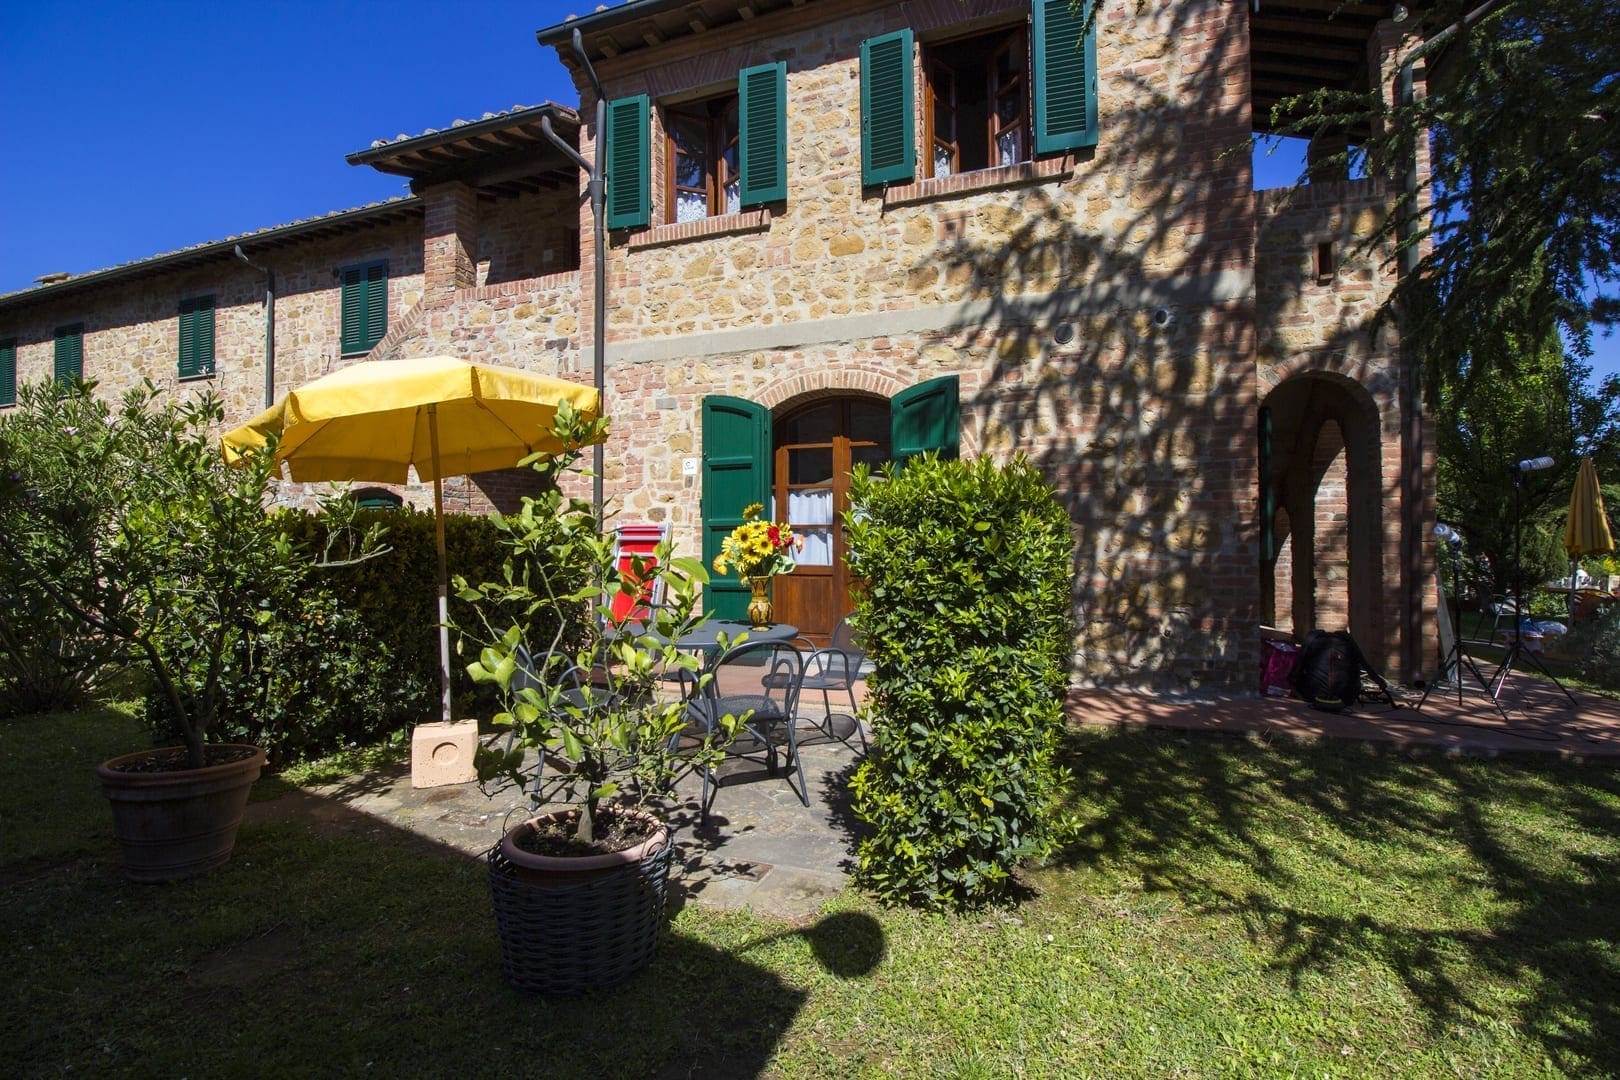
[1289,629,1368,712]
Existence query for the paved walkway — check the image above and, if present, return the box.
[248,668,1620,922]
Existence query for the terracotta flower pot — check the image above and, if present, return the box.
[488,809,675,995]
[96,744,265,883]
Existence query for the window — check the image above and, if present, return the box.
[667,96,740,223]
[340,261,387,356]
[925,27,1028,178]
[0,338,15,407]
[54,324,83,387]
[861,0,1097,187]
[606,61,786,231]
[178,295,215,379]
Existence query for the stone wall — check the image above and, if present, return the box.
[0,220,424,428]
[555,0,1266,689]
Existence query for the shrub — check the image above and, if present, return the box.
[0,379,377,767]
[846,453,1076,909]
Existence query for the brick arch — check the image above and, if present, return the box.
[752,367,980,455]
[753,368,914,411]
[1261,368,1388,663]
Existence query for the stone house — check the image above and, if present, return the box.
[0,0,1435,692]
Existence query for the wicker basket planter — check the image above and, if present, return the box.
[487,811,675,996]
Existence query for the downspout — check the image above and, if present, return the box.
[233,245,275,408]
[540,28,608,522]
[1393,0,1510,682]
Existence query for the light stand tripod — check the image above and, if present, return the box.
[1488,464,1578,708]
[1418,524,1506,718]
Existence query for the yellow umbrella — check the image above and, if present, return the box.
[1565,456,1614,560]
[223,355,602,726]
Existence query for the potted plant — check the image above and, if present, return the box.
[458,404,743,996]
[711,502,802,628]
[0,379,377,881]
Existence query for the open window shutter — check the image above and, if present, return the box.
[890,375,960,468]
[54,326,82,386]
[739,62,787,206]
[1033,0,1098,153]
[340,267,365,354]
[860,29,914,186]
[178,301,197,377]
[0,339,15,406]
[364,262,387,351]
[702,395,772,621]
[606,95,650,229]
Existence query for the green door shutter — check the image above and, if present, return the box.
[890,375,960,468]
[702,395,772,621]
[0,339,15,407]
[606,95,650,229]
[1033,0,1099,153]
[363,262,387,351]
[54,325,83,387]
[739,62,788,207]
[860,29,914,186]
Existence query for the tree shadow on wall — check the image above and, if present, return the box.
[908,0,1400,690]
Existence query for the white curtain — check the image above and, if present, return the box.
[789,488,834,566]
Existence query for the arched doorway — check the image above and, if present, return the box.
[771,395,891,641]
[700,375,961,643]
[1258,372,1386,661]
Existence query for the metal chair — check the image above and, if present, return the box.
[768,616,867,753]
[685,638,809,818]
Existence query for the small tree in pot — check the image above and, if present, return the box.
[458,404,742,994]
[0,380,378,880]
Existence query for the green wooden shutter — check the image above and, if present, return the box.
[54,324,83,387]
[341,267,365,354]
[606,95,650,229]
[0,339,15,407]
[702,395,772,621]
[364,262,387,351]
[890,375,960,468]
[1034,0,1099,153]
[739,62,788,206]
[341,262,387,355]
[178,295,215,378]
[860,29,914,186]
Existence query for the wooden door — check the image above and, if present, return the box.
[771,398,890,644]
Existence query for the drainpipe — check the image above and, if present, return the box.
[1393,0,1510,681]
[233,245,275,409]
[541,28,608,522]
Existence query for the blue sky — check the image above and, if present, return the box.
[2,1,1614,386]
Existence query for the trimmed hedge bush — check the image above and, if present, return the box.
[846,454,1076,909]
[146,505,585,765]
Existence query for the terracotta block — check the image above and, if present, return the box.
[410,719,479,788]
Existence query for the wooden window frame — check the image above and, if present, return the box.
[664,95,740,224]
[922,25,1030,180]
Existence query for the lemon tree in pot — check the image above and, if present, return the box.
[0,380,378,882]
[459,404,742,996]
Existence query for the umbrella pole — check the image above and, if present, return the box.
[429,404,452,726]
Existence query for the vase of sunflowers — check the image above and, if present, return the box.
[713,503,802,629]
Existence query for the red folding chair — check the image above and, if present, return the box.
[610,523,668,624]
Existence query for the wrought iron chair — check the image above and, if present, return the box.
[767,616,867,753]
[684,638,809,818]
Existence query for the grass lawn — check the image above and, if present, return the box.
[3,707,1618,1077]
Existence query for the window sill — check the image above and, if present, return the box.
[625,208,773,251]
[881,157,1073,206]
[178,371,216,383]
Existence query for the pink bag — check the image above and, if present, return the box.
[1261,639,1299,697]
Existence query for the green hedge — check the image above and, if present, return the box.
[846,454,1076,909]
[146,505,584,765]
